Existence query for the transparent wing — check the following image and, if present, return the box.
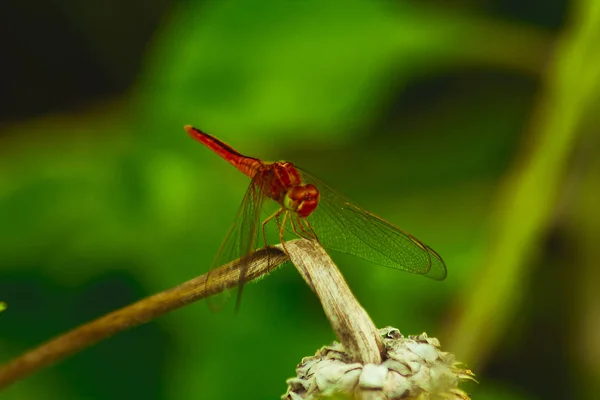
[297,168,446,280]
[206,173,268,311]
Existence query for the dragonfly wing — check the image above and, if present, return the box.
[207,172,268,311]
[297,169,447,280]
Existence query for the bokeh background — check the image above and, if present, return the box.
[1,0,599,399]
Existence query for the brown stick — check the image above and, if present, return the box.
[0,246,288,390]
[286,240,383,364]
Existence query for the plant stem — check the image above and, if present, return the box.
[0,246,287,390]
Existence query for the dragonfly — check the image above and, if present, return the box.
[185,125,446,310]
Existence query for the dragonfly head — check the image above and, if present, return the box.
[285,184,319,218]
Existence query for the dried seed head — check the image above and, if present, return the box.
[282,327,475,400]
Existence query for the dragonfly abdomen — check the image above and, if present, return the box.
[185,125,263,178]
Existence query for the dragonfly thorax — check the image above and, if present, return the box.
[265,161,319,218]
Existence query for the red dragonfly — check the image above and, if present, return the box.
[185,125,446,309]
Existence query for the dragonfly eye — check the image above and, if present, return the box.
[287,184,319,217]
[288,184,319,201]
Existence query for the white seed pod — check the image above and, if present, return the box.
[282,327,475,400]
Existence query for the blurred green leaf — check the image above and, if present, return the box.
[443,0,600,370]
[139,0,548,143]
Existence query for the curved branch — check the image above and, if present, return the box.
[286,240,383,364]
[0,246,288,390]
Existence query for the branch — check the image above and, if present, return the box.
[1,239,474,399]
[0,246,288,390]
[285,239,383,364]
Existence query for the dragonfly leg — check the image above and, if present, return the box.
[293,213,318,241]
[301,217,319,242]
[289,212,304,238]
[276,211,292,259]
[290,213,314,240]
[262,208,282,248]
[262,208,284,267]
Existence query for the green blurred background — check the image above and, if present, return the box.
[1,0,599,399]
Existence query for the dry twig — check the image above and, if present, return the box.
[0,246,287,390]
